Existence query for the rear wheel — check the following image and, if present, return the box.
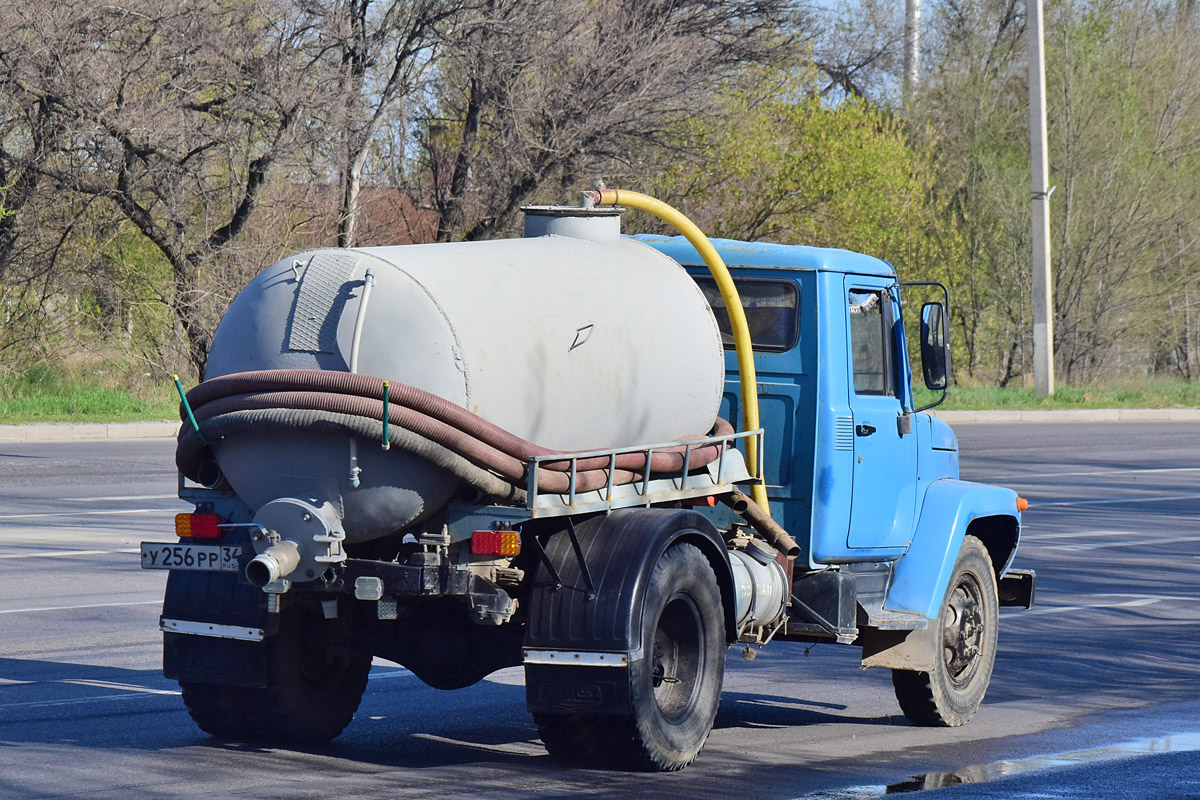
[180,602,371,744]
[536,542,726,771]
[892,535,998,727]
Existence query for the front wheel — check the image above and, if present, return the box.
[892,534,998,727]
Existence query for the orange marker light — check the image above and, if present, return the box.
[682,495,718,508]
[176,512,223,539]
[471,530,521,557]
[1016,496,1029,513]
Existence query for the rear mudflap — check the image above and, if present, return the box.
[162,569,274,687]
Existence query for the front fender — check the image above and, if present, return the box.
[886,479,1021,619]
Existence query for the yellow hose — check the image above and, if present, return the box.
[592,188,769,514]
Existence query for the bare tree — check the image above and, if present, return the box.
[0,0,324,375]
[305,0,474,248]
[1047,0,1200,381]
[911,0,1027,381]
[419,0,798,242]
[810,0,902,101]
[0,72,83,365]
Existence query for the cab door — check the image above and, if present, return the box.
[845,278,917,550]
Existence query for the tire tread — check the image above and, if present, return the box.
[891,535,998,728]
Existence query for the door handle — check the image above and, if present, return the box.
[855,424,876,437]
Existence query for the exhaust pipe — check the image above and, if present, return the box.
[246,540,302,587]
[721,489,800,559]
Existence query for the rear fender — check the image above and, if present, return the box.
[523,508,735,716]
[886,479,1021,619]
[524,508,737,657]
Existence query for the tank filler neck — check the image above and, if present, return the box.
[521,204,622,242]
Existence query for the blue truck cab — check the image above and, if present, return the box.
[638,234,1034,677]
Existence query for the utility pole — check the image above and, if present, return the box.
[1027,0,1055,395]
[903,0,922,106]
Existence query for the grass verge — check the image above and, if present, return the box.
[937,379,1200,411]
[1,367,1197,425]
[0,365,178,425]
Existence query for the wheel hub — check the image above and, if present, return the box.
[942,576,984,687]
[651,596,704,722]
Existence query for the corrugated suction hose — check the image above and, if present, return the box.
[176,369,734,498]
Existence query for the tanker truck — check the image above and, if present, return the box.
[141,190,1035,771]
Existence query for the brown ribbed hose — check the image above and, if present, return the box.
[185,370,730,473]
[179,370,733,496]
[182,396,642,495]
[177,408,525,502]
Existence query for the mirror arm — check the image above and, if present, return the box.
[914,389,947,413]
[904,281,952,413]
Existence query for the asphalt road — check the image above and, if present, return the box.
[1,422,1198,799]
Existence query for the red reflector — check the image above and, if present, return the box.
[471,530,521,557]
[176,512,223,539]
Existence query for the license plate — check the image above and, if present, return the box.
[140,542,242,572]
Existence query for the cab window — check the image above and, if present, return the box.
[695,277,799,352]
[849,288,895,396]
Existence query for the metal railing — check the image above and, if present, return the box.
[525,428,763,512]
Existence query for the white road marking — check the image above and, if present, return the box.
[1101,593,1199,603]
[990,466,1200,480]
[410,732,543,757]
[0,681,181,714]
[0,509,169,521]
[1041,535,1197,552]
[0,549,140,559]
[1032,493,1200,508]
[1021,530,1135,541]
[60,495,178,502]
[1025,598,1161,615]
[1023,593,1200,616]
[0,672,406,713]
[0,600,160,615]
[0,694,165,711]
[58,679,180,696]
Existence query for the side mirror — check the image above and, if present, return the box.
[920,301,951,390]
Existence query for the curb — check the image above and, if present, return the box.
[929,408,1200,423]
[3,409,1199,444]
[0,421,178,443]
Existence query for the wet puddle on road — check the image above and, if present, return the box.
[799,732,1200,798]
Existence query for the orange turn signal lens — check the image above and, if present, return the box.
[175,512,223,539]
[682,495,717,508]
[1016,496,1029,513]
[471,530,521,557]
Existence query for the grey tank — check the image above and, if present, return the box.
[204,209,725,542]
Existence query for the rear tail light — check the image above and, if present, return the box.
[471,530,521,557]
[176,512,223,539]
